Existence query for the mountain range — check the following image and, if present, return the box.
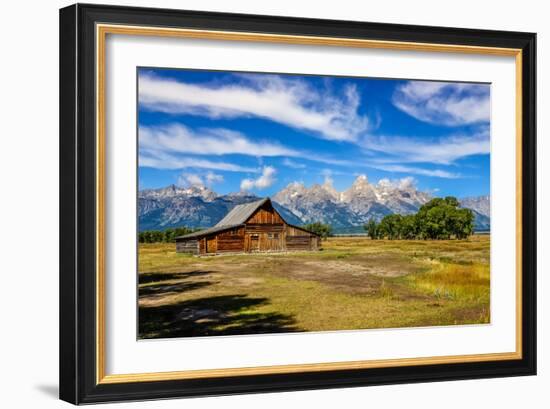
[138,175,490,233]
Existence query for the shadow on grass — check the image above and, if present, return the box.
[140,281,213,297]
[139,270,216,302]
[139,270,213,284]
[139,294,299,339]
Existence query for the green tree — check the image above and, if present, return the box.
[450,207,475,239]
[138,226,202,243]
[364,218,379,239]
[378,214,403,240]
[400,214,419,239]
[416,197,474,240]
[303,222,333,239]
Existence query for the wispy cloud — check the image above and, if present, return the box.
[139,149,258,172]
[206,171,224,184]
[241,166,277,191]
[377,176,418,189]
[320,169,335,186]
[177,171,224,187]
[392,81,490,126]
[282,158,306,169]
[139,123,358,170]
[370,163,461,179]
[139,73,370,141]
[140,124,298,157]
[362,130,489,165]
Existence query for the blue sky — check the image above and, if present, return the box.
[138,68,490,198]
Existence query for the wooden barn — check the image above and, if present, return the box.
[175,198,321,255]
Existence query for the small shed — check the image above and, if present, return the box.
[175,198,321,255]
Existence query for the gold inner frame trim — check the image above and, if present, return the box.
[95,23,523,385]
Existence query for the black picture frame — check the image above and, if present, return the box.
[60,3,536,404]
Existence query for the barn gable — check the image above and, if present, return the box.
[216,198,270,227]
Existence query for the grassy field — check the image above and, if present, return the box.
[138,236,490,339]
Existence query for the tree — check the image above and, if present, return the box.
[364,218,379,239]
[400,214,419,239]
[303,222,332,240]
[450,207,475,239]
[138,226,201,243]
[363,196,475,241]
[416,197,474,240]
[378,214,403,240]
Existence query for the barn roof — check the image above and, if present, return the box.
[175,198,269,240]
[175,223,243,240]
[216,198,270,227]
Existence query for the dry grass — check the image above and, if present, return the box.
[138,235,490,339]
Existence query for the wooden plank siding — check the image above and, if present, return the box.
[286,236,313,250]
[246,208,284,224]
[175,239,199,255]
[175,199,320,255]
[206,236,217,254]
[216,227,245,253]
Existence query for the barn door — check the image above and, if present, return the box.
[206,236,217,253]
[250,234,259,252]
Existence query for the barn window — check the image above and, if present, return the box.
[268,233,273,239]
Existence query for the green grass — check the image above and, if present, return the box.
[138,235,490,339]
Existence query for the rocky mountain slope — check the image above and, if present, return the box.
[138,185,302,231]
[138,176,490,232]
[272,175,432,228]
[459,195,491,231]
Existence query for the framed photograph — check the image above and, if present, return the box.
[59,3,536,404]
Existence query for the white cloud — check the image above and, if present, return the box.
[205,171,224,185]
[377,176,417,189]
[320,168,335,186]
[323,174,334,187]
[240,166,277,191]
[139,149,257,172]
[393,81,490,126]
[140,124,298,157]
[362,131,489,165]
[139,123,357,170]
[177,171,224,187]
[177,173,204,187]
[282,158,306,169]
[397,176,416,189]
[372,164,460,179]
[139,73,369,141]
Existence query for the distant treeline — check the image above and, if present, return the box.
[138,227,201,243]
[364,197,474,240]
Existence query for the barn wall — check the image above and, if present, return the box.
[244,205,285,252]
[175,239,199,255]
[286,235,314,251]
[246,224,284,233]
[243,206,320,252]
[206,236,217,253]
[244,230,284,252]
[287,225,315,237]
[311,236,320,250]
[216,227,245,253]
